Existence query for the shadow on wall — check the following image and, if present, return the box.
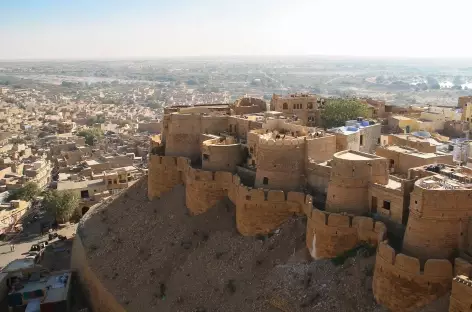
[373,241,453,312]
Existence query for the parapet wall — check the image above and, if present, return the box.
[306,209,386,259]
[373,241,453,312]
[147,154,312,235]
[449,275,472,312]
[235,186,311,236]
[147,155,187,200]
[147,152,387,263]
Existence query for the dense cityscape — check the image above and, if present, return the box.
[1,0,472,311]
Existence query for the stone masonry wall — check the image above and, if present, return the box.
[403,184,472,261]
[235,187,310,236]
[306,209,386,259]
[373,241,453,312]
[148,149,387,262]
[326,151,389,215]
[254,136,306,191]
[71,234,125,312]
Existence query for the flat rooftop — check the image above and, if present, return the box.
[338,152,371,160]
[10,271,71,304]
[57,178,104,191]
[385,145,445,159]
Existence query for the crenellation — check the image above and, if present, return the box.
[143,97,472,312]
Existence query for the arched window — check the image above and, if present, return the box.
[282,103,288,110]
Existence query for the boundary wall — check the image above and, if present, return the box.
[148,154,385,259]
[373,241,453,312]
[306,209,387,259]
[71,234,124,312]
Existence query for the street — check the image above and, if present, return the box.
[0,209,77,269]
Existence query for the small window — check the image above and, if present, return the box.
[246,195,251,200]
[263,177,268,185]
[249,147,254,153]
[360,134,364,146]
[282,103,288,110]
[307,102,313,109]
[203,154,209,161]
[377,138,381,144]
[383,200,391,210]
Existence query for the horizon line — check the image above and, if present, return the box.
[2,54,472,62]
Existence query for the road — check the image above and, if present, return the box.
[0,210,77,269]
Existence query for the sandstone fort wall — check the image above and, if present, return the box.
[254,136,306,191]
[306,161,331,195]
[306,209,386,259]
[373,241,453,312]
[71,234,124,312]
[148,150,387,261]
[306,135,336,163]
[201,138,244,172]
[403,183,472,261]
[235,187,310,236]
[326,151,388,215]
[165,113,203,162]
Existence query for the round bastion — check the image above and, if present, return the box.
[201,136,244,172]
[402,175,472,261]
[254,131,306,192]
[326,150,389,215]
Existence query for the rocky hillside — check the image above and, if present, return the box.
[79,178,388,312]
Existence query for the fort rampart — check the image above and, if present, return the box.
[71,234,124,312]
[148,150,384,259]
[306,209,387,259]
[326,150,389,215]
[254,136,306,191]
[403,178,472,261]
[373,241,453,312]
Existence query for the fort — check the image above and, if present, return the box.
[73,95,472,312]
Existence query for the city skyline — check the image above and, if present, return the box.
[1,0,471,59]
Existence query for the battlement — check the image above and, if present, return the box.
[306,209,386,259]
[376,241,453,276]
[237,186,311,206]
[258,134,307,146]
[373,240,453,312]
[187,166,235,185]
[453,275,472,286]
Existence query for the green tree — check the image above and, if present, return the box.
[77,128,104,146]
[7,182,40,202]
[321,99,368,128]
[43,190,80,223]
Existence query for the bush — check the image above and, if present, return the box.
[43,190,80,223]
[321,99,368,128]
[7,182,40,202]
[77,128,104,146]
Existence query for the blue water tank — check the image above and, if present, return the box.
[361,120,370,127]
[346,126,358,132]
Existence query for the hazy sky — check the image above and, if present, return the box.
[0,0,471,59]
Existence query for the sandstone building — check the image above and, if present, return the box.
[72,95,472,312]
